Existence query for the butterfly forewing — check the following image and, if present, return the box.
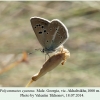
[30,17,50,48]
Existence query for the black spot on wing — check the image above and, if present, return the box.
[44,30,46,32]
[41,26,44,28]
[39,31,42,34]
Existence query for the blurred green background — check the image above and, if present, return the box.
[0,1,100,87]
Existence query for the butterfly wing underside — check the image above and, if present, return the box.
[30,17,50,48]
[30,17,69,53]
[45,19,69,50]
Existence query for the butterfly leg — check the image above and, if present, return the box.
[47,53,50,58]
[45,53,50,61]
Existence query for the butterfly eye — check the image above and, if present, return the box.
[47,33,48,34]
[47,40,49,42]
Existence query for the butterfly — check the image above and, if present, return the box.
[30,17,69,55]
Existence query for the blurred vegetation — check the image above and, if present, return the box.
[0,1,100,87]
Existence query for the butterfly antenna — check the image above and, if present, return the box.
[28,48,41,55]
[28,52,33,55]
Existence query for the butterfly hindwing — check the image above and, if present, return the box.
[44,20,59,49]
[48,19,69,50]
